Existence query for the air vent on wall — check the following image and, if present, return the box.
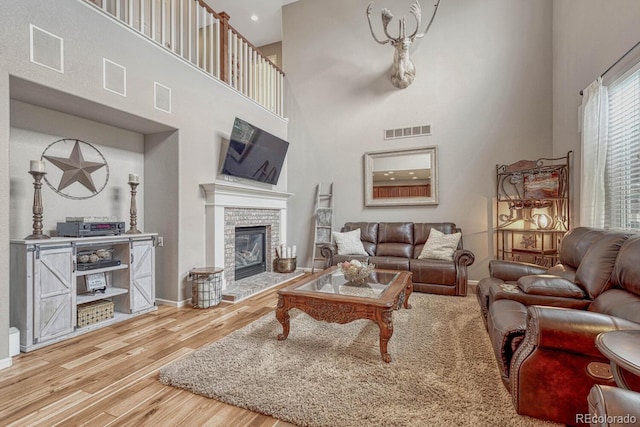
[384,124,432,140]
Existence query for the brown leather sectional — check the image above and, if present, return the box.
[321,222,475,296]
[476,227,640,426]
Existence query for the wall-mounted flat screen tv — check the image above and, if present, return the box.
[221,117,289,185]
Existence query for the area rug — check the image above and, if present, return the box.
[159,293,557,427]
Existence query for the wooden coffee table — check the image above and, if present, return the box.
[275,266,413,363]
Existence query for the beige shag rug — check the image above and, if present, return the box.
[159,293,557,427]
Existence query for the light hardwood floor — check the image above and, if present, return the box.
[0,280,303,427]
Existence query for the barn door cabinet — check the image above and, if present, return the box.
[10,233,157,352]
[128,239,156,313]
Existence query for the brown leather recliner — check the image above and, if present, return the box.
[479,231,640,426]
[476,227,631,327]
[321,222,475,296]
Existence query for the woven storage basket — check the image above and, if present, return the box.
[77,299,114,327]
[190,267,223,308]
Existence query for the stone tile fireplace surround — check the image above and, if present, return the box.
[200,182,292,288]
[225,210,277,283]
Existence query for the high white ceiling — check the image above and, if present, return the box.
[204,0,299,47]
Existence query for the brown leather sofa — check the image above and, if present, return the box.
[476,227,631,326]
[476,227,640,426]
[321,222,475,296]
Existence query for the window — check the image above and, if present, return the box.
[604,66,640,230]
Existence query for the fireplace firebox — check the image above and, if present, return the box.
[235,226,267,280]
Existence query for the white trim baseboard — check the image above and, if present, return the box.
[155,298,190,308]
[0,356,13,371]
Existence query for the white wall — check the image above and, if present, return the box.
[552,0,640,226]
[283,0,554,279]
[144,130,180,303]
[0,0,288,360]
[0,71,10,367]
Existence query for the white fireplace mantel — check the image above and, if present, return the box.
[200,181,293,210]
[200,181,293,286]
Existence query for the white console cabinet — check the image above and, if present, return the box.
[10,233,157,352]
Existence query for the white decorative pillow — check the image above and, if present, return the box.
[418,228,461,261]
[332,229,368,256]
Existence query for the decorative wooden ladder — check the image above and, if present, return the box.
[311,183,334,273]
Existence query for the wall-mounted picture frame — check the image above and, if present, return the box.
[524,171,560,199]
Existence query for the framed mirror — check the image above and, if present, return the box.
[364,146,438,206]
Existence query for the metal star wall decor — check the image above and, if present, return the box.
[521,234,536,249]
[41,139,110,200]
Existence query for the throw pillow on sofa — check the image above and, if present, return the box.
[333,229,368,256]
[418,228,461,260]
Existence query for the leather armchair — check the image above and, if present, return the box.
[477,227,631,327]
[479,232,640,425]
[588,385,640,427]
[509,306,639,426]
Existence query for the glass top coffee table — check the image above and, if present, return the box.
[276,266,413,363]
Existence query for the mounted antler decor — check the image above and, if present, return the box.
[366,1,442,89]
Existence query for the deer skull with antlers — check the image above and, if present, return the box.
[366,1,442,89]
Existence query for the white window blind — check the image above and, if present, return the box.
[605,67,640,229]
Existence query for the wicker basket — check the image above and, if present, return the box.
[190,267,223,308]
[77,299,114,327]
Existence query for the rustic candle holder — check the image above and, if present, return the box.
[126,180,141,234]
[25,170,51,240]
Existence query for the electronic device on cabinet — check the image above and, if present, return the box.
[57,221,125,237]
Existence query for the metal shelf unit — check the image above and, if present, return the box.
[495,152,572,266]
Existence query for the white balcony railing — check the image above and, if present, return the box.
[85,0,285,117]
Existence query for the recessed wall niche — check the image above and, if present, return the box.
[9,100,144,239]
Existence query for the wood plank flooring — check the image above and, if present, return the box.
[0,280,303,427]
